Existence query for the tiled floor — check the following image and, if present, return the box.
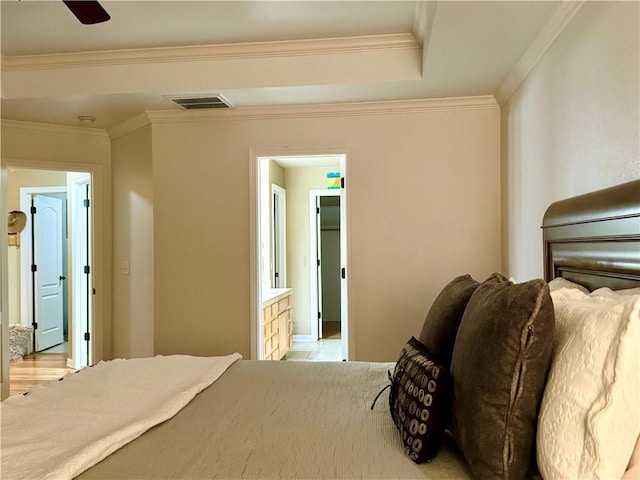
[285,339,343,362]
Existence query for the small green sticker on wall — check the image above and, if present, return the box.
[327,172,340,189]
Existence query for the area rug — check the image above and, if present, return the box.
[9,325,33,362]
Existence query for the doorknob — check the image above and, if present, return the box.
[59,275,66,281]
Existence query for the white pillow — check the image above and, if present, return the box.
[538,290,640,480]
[592,286,640,298]
[623,435,640,479]
[547,277,590,294]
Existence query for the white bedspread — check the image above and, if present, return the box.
[1,353,241,480]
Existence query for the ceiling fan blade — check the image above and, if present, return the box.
[62,1,110,25]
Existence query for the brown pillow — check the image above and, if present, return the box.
[418,274,480,367]
[389,337,450,463]
[450,274,554,480]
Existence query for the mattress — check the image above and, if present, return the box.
[78,360,470,479]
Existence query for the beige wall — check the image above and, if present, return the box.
[111,126,154,359]
[269,160,285,189]
[152,106,501,361]
[6,169,67,210]
[284,166,332,336]
[1,122,112,366]
[6,169,67,325]
[501,1,640,281]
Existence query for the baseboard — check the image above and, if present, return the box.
[293,334,315,342]
[66,358,76,369]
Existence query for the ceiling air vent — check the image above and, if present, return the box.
[164,94,234,110]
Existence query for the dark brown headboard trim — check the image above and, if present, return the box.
[543,180,640,228]
[542,180,640,290]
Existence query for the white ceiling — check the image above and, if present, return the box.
[0,1,562,131]
[1,1,417,56]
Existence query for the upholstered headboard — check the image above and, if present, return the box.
[542,180,640,291]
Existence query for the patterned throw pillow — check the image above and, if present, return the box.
[389,337,449,463]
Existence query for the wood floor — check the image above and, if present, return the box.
[9,353,75,396]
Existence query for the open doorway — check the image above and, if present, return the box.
[311,192,341,341]
[7,168,93,370]
[253,153,348,361]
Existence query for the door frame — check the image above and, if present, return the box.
[249,149,350,361]
[309,189,340,342]
[69,173,92,368]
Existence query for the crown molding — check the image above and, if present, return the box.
[0,119,109,140]
[108,113,151,140]
[3,34,418,72]
[495,1,584,106]
[3,97,496,141]
[146,96,498,124]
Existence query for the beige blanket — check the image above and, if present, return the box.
[1,353,241,480]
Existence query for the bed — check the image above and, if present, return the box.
[2,179,639,480]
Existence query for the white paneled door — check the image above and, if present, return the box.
[34,194,64,352]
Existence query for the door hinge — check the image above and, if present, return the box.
[316,207,320,214]
[341,177,345,189]
[317,259,320,267]
[32,322,38,330]
[30,206,37,214]
[84,265,91,274]
[341,267,346,279]
[318,312,321,319]
[31,264,37,272]
[93,288,96,295]
[83,199,90,208]
[84,332,90,341]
